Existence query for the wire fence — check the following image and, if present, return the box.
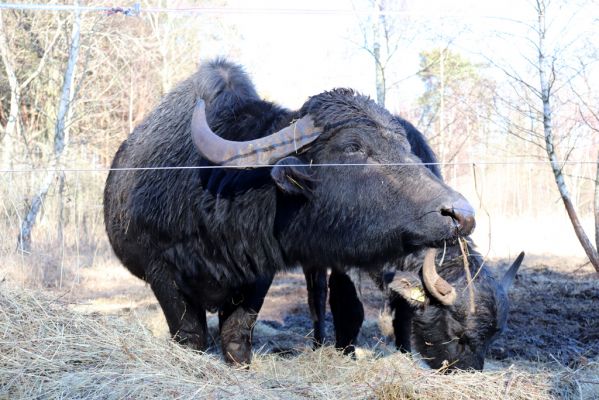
[0,160,597,174]
[0,1,596,299]
[0,2,532,20]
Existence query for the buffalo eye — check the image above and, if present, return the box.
[343,143,363,154]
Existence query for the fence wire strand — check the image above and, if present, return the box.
[0,2,540,22]
[0,160,597,174]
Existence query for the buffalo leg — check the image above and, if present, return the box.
[302,265,328,347]
[329,268,364,355]
[370,268,413,352]
[219,274,274,365]
[147,260,207,350]
[389,295,413,352]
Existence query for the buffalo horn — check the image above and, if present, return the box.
[500,251,525,291]
[422,248,457,305]
[191,99,322,168]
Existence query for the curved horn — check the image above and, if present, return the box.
[422,248,457,305]
[191,100,322,168]
[501,251,525,291]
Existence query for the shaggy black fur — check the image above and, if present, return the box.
[390,242,513,370]
[103,58,474,361]
[309,122,522,371]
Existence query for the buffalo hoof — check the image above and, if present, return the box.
[340,344,357,359]
[220,307,257,366]
[173,329,206,351]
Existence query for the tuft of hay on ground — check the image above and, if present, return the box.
[1,285,597,400]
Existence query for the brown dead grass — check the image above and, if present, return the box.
[1,284,597,400]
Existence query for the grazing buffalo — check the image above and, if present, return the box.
[302,118,524,370]
[384,244,524,370]
[104,58,475,365]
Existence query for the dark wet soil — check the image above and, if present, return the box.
[489,261,599,366]
[255,258,599,366]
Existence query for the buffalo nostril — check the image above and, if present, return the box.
[440,200,476,235]
[440,207,456,218]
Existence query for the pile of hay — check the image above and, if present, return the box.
[0,285,596,399]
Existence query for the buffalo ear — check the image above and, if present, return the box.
[270,156,316,196]
[501,251,525,291]
[387,271,429,308]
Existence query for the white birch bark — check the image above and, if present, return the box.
[536,0,599,271]
[18,7,81,252]
[595,151,599,256]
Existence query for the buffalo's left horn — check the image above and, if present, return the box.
[422,248,457,305]
[190,99,322,168]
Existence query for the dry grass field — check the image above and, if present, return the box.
[1,242,598,399]
[1,1,598,398]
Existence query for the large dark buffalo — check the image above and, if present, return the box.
[104,59,475,365]
[302,119,524,370]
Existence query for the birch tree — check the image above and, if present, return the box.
[491,0,599,270]
[352,0,418,107]
[18,8,81,253]
[536,0,598,270]
[596,152,599,253]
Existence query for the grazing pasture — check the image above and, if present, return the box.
[1,1,598,398]
[1,247,597,399]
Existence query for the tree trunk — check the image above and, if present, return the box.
[595,151,599,255]
[18,170,56,252]
[373,41,385,106]
[373,0,386,106]
[18,7,81,252]
[0,10,21,170]
[537,1,599,272]
[57,171,65,245]
[439,49,445,165]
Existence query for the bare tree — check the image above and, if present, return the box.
[0,11,61,170]
[596,151,599,253]
[0,10,19,170]
[569,50,599,262]
[18,8,81,253]
[489,0,599,270]
[417,48,496,167]
[536,0,598,270]
[352,0,418,107]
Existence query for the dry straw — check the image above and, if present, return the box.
[0,284,596,399]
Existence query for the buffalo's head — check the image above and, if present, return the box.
[388,248,524,371]
[190,91,475,265]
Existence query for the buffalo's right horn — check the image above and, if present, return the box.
[191,99,322,168]
[500,251,525,291]
[422,248,457,305]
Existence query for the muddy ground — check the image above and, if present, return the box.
[489,257,599,367]
[62,253,599,369]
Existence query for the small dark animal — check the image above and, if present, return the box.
[302,118,523,370]
[384,244,524,370]
[104,59,475,365]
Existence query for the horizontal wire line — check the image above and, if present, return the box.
[0,160,596,174]
[0,3,128,13]
[0,3,528,20]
